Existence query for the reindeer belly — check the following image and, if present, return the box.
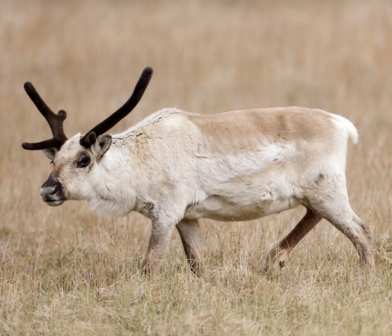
[184,194,300,221]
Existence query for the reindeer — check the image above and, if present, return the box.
[22,67,374,275]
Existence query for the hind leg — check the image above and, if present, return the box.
[264,208,322,273]
[304,176,374,269]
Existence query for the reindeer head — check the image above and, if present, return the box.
[22,67,153,206]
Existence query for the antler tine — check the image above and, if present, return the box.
[80,67,153,148]
[22,82,68,150]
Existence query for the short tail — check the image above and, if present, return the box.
[330,114,358,144]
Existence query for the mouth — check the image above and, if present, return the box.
[45,200,65,206]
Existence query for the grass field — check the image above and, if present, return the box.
[1,0,392,334]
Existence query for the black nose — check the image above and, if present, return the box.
[41,175,59,189]
[40,176,65,206]
[49,183,60,195]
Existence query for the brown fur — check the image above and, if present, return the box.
[188,107,335,156]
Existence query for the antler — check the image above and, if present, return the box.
[80,67,153,148]
[22,82,68,150]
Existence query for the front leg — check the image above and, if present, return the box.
[176,219,204,276]
[142,219,175,275]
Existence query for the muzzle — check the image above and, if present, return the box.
[40,176,66,206]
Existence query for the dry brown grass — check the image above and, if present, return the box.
[1,0,392,334]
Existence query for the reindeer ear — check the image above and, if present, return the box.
[43,147,59,161]
[91,134,112,162]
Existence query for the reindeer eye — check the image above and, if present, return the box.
[77,154,91,168]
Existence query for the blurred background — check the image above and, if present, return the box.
[0,0,391,334]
